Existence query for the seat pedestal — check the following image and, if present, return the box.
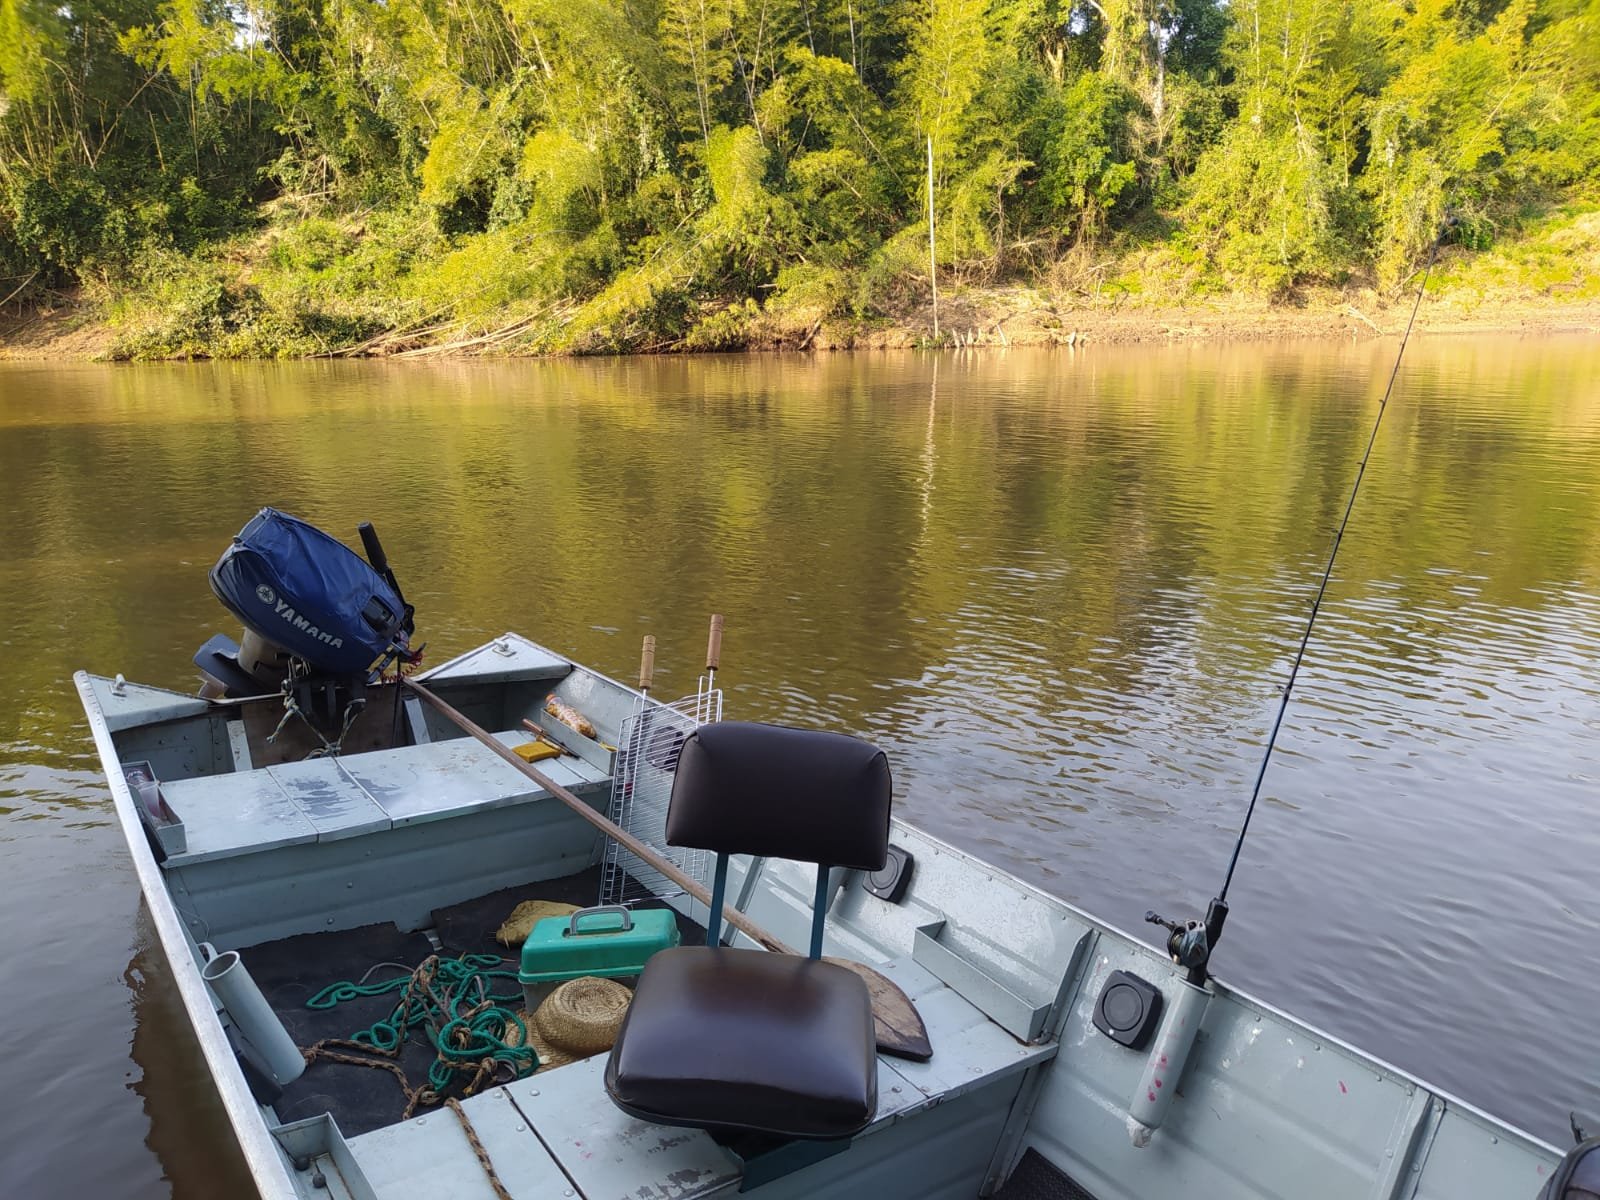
[713,1129,854,1192]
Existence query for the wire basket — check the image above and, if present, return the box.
[600,685,722,908]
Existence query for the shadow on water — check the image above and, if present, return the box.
[127,906,260,1200]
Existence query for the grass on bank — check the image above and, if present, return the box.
[96,196,1600,361]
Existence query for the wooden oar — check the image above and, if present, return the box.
[406,677,933,1061]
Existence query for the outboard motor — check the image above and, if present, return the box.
[1539,1123,1600,1200]
[194,509,419,750]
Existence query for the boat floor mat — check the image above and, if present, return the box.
[244,867,703,1138]
[245,917,438,1136]
[993,1148,1100,1200]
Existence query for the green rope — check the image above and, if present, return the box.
[307,953,538,1093]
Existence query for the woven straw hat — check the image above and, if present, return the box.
[503,1009,579,1072]
[496,899,580,946]
[532,977,633,1058]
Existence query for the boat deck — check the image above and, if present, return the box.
[245,864,1057,1199]
[79,640,1569,1200]
[243,864,1056,1200]
[335,955,1055,1200]
[245,868,703,1136]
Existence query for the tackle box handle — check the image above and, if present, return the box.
[567,905,635,936]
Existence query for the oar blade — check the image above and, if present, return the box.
[823,957,933,1062]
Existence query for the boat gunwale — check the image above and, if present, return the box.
[891,818,1562,1161]
[75,667,303,1200]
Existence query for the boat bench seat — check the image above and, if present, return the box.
[340,732,608,829]
[160,731,609,866]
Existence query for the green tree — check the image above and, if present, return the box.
[1177,0,1371,290]
[1366,0,1600,286]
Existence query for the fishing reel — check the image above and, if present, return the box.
[1145,898,1229,986]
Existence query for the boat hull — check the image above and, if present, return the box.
[77,637,1564,1200]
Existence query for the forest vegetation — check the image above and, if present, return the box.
[0,0,1596,356]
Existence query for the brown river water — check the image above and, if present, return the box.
[1,342,1598,1198]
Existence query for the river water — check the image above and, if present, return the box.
[1,342,1598,1197]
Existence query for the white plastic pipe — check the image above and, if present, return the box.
[1127,975,1211,1147]
[201,950,306,1086]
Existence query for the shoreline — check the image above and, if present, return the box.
[2,289,1596,362]
[793,293,1600,352]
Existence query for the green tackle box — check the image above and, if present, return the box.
[519,905,680,1008]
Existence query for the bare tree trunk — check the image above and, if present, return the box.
[848,0,859,78]
[1152,24,1166,126]
[927,136,938,342]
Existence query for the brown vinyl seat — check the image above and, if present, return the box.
[604,721,892,1140]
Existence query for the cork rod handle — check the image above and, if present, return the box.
[706,614,724,672]
[639,635,657,692]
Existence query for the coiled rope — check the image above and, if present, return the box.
[304,953,538,1094]
[299,954,535,1200]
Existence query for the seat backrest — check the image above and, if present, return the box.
[665,722,891,871]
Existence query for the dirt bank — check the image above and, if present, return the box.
[791,287,1600,351]
[3,285,1596,362]
[0,293,117,361]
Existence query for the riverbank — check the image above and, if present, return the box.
[4,216,1599,361]
[787,290,1600,351]
[5,0,1597,371]
[5,288,1596,362]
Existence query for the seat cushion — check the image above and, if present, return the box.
[604,946,877,1140]
[666,723,892,869]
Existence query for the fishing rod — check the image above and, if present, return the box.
[1146,217,1457,988]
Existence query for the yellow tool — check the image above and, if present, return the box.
[513,739,564,764]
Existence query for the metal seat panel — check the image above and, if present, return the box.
[418,635,572,686]
[504,1058,743,1200]
[160,771,318,865]
[348,1087,570,1200]
[345,735,605,828]
[488,729,609,785]
[873,962,1058,1107]
[266,758,392,841]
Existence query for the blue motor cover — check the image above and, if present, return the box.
[210,508,409,675]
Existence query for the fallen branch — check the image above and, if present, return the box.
[0,271,40,311]
[1344,303,1383,334]
[326,320,462,359]
[392,316,537,358]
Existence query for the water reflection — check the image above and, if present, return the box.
[1,340,1598,1193]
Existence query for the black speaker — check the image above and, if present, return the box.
[1093,970,1163,1050]
[863,845,914,903]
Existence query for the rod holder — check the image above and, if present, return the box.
[1127,974,1211,1147]
[201,949,306,1087]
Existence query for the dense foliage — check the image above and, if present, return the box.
[1,0,1596,352]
